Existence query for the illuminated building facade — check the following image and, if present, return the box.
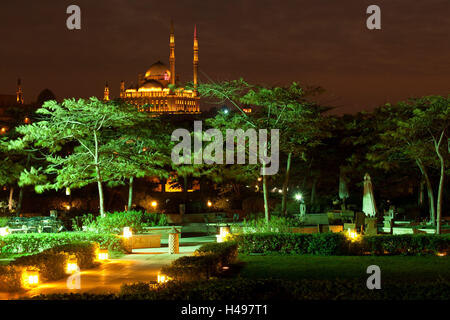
[107,22,200,114]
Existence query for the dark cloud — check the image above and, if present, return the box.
[0,0,448,113]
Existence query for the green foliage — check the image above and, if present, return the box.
[45,242,99,269]
[231,216,303,234]
[0,241,101,291]
[234,233,348,255]
[0,265,25,292]
[72,211,168,234]
[360,234,450,256]
[0,217,8,227]
[12,251,68,281]
[161,242,238,281]
[118,278,450,300]
[233,233,450,256]
[18,278,450,300]
[0,232,126,255]
[9,98,171,215]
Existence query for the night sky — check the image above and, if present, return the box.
[0,0,449,114]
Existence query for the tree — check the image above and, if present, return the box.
[197,79,325,223]
[105,121,172,211]
[12,97,150,216]
[369,96,450,232]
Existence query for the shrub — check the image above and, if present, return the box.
[72,211,168,234]
[233,233,450,256]
[231,216,303,234]
[44,242,99,269]
[12,251,68,281]
[0,265,25,292]
[360,234,450,256]
[24,279,450,300]
[0,232,126,255]
[2,241,100,291]
[0,217,8,228]
[115,278,450,300]
[161,242,238,281]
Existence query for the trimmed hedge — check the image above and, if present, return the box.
[44,242,99,269]
[0,232,126,255]
[11,251,68,282]
[24,278,450,300]
[161,242,238,281]
[0,265,26,292]
[1,242,101,292]
[233,233,450,256]
[233,233,349,255]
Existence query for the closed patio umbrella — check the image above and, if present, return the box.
[362,173,377,217]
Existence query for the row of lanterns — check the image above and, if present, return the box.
[21,248,110,289]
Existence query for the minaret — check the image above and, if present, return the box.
[193,25,199,93]
[16,78,24,104]
[104,82,110,101]
[120,80,125,98]
[169,20,175,86]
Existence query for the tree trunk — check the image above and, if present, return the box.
[416,159,435,224]
[434,131,445,235]
[96,168,105,217]
[16,187,23,216]
[94,131,105,217]
[8,187,14,211]
[128,177,134,212]
[418,178,425,207]
[16,154,31,216]
[281,152,292,216]
[262,163,270,224]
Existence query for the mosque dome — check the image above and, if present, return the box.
[139,79,164,90]
[144,61,171,81]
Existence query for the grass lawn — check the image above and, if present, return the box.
[238,254,450,283]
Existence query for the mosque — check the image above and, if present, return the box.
[104,22,200,114]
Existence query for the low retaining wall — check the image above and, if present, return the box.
[124,234,161,252]
[290,225,343,234]
[142,226,182,239]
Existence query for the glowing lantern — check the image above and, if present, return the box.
[0,227,10,237]
[66,255,78,274]
[217,226,231,243]
[157,272,170,283]
[22,270,39,287]
[346,229,360,241]
[151,201,158,208]
[0,127,7,134]
[437,252,447,257]
[97,249,109,261]
[207,200,212,207]
[66,187,71,196]
[123,227,132,238]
